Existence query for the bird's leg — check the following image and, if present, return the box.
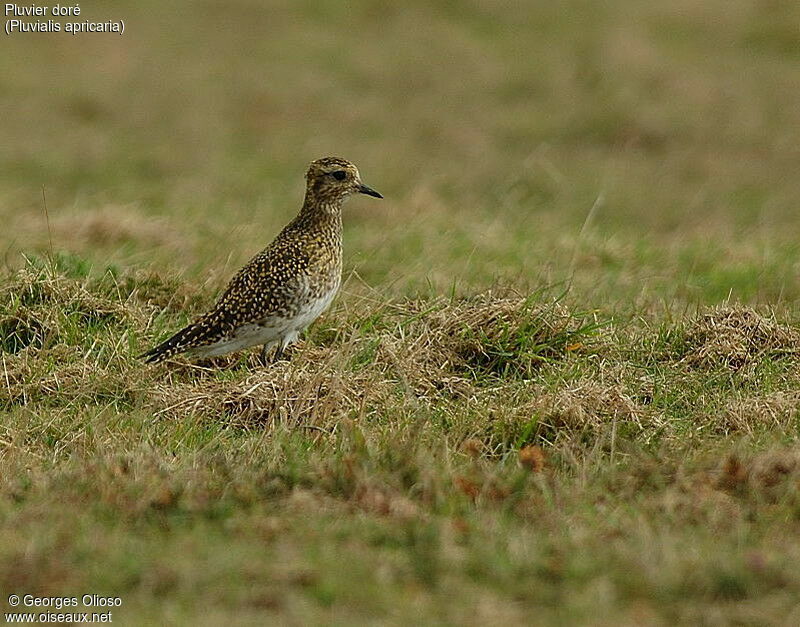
[273,332,298,362]
[276,344,297,361]
[256,334,297,366]
[258,342,279,366]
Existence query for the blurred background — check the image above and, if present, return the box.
[2,0,800,312]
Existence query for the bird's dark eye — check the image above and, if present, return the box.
[331,170,347,181]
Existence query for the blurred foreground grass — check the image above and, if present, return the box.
[2,0,800,624]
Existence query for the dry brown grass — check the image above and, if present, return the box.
[147,295,600,431]
[680,306,800,372]
[150,349,369,428]
[526,378,646,433]
[722,392,800,434]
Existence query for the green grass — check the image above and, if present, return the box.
[3,1,800,624]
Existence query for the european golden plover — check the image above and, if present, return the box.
[141,156,382,363]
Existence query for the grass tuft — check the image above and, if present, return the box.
[680,306,800,373]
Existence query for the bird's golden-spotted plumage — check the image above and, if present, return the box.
[141,157,382,363]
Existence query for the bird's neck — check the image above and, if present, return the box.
[299,191,343,219]
[295,194,343,232]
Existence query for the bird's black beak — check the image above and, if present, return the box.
[358,183,383,198]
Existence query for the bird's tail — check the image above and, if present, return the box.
[139,321,214,363]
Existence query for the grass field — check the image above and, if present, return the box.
[3,1,800,624]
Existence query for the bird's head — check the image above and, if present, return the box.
[304,156,383,206]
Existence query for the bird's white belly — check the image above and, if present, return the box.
[190,285,338,358]
[188,323,285,358]
[288,286,338,335]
